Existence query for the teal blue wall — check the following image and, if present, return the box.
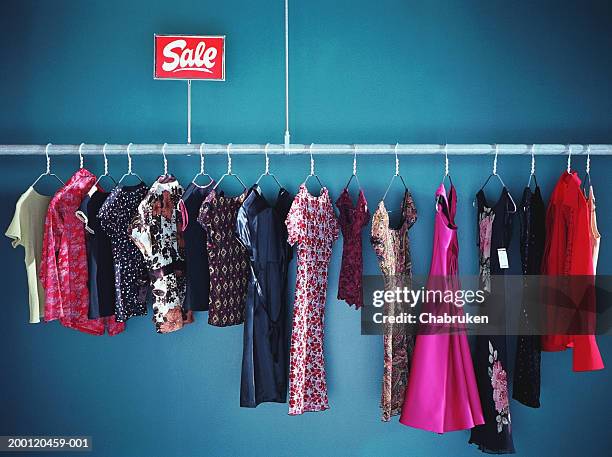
[1,1,611,456]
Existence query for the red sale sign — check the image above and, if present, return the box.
[154,35,225,80]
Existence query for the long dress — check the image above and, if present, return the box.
[236,186,293,407]
[370,189,417,422]
[400,183,484,432]
[285,184,339,415]
[469,187,515,454]
[541,172,604,372]
[335,188,370,309]
[513,186,545,408]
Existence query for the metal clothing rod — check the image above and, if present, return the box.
[0,144,611,156]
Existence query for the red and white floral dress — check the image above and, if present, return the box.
[285,184,339,415]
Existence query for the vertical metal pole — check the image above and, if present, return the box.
[284,0,290,147]
[187,80,192,144]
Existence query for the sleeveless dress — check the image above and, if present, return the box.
[400,183,484,432]
[587,186,601,274]
[370,190,417,421]
[469,187,515,454]
[285,185,339,415]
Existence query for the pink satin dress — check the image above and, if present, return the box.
[400,183,484,433]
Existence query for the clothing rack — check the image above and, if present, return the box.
[0,144,610,155]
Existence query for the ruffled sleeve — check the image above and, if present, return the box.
[404,189,417,230]
[198,190,216,241]
[327,194,340,242]
[370,204,386,263]
[236,203,254,260]
[129,195,153,263]
[285,192,303,247]
[359,190,371,229]
[97,188,119,237]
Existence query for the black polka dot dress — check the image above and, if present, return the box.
[98,183,150,322]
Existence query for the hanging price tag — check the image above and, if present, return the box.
[497,248,509,269]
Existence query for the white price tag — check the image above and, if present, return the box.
[497,248,509,269]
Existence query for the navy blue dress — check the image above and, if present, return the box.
[179,181,215,311]
[77,190,117,319]
[236,186,293,407]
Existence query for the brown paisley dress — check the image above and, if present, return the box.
[198,189,249,327]
[370,189,417,421]
[129,176,193,334]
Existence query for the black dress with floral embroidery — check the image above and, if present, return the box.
[469,188,515,454]
[129,176,193,334]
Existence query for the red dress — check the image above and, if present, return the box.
[285,185,339,415]
[335,188,370,308]
[541,171,603,371]
[40,169,125,336]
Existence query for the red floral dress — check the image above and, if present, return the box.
[335,188,370,308]
[285,185,339,415]
[40,169,125,336]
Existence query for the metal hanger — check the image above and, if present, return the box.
[160,143,171,178]
[191,143,214,187]
[582,144,592,196]
[213,143,247,191]
[440,144,453,186]
[344,144,362,190]
[93,143,118,190]
[527,144,538,189]
[31,143,64,187]
[474,144,517,213]
[302,143,324,191]
[119,142,144,184]
[436,144,454,211]
[566,144,573,174]
[78,143,85,169]
[381,143,408,207]
[256,143,283,189]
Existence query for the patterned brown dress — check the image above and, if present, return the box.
[129,176,193,334]
[370,189,417,421]
[198,189,249,327]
